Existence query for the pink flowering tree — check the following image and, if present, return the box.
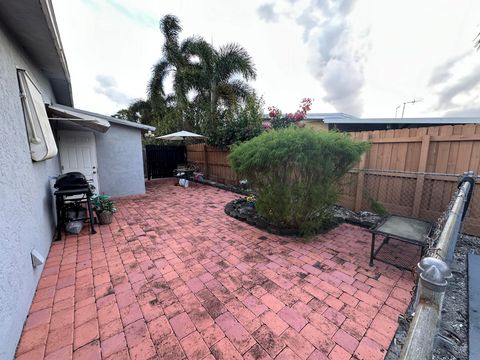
[266,98,313,130]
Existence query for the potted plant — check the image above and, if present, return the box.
[91,195,117,225]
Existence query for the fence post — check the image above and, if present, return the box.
[203,144,209,179]
[354,133,370,212]
[412,135,431,217]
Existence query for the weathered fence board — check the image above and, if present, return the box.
[187,124,480,235]
[186,144,238,185]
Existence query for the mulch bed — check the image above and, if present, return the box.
[224,197,383,237]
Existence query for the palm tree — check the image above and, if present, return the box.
[148,15,193,128]
[182,39,256,128]
[148,15,256,131]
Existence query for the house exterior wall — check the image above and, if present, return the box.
[304,120,329,131]
[95,124,146,197]
[0,23,60,360]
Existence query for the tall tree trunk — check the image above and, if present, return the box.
[210,80,218,129]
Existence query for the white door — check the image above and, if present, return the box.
[58,131,100,193]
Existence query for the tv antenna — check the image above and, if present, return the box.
[395,105,401,118]
[396,98,424,118]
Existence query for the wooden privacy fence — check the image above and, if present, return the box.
[187,124,480,235]
[340,124,480,235]
[186,144,238,185]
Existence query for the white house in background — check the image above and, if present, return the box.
[0,1,154,358]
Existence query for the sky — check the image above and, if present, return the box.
[52,0,480,118]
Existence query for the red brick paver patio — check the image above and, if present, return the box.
[15,180,414,360]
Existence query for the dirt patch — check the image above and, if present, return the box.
[152,281,169,290]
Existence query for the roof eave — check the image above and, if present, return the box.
[39,0,73,106]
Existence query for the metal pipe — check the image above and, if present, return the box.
[399,174,475,360]
[435,180,471,262]
[400,302,442,360]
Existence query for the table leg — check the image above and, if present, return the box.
[420,245,426,258]
[370,233,376,266]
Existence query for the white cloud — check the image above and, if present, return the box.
[426,50,480,115]
[259,0,369,116]
[428,51,470,87]
[94,75,132,107]
[257,3,279,23]
[53,0,480,118]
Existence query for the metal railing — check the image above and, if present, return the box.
[399,171,476,360]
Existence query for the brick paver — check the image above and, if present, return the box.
[15,179,414,359]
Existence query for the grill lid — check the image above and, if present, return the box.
[54,172,89,190]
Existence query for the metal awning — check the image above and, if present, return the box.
[48,105,111,133]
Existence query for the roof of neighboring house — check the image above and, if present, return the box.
[0,0,72,106]
[305,113,359,122]
[49,104,156,132]
[304,113,480,124]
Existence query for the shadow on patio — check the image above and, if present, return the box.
[15,179,414,360]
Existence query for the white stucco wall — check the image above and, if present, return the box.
[95,124,146,197]
[0,23,60,360]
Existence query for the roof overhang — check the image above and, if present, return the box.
[0,0,73,106]
[49,105,111,133]
[49,104,156,132]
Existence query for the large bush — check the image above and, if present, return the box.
[229,128,370,235]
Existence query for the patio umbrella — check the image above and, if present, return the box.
[156,130,207,164]
[156,130,206,141]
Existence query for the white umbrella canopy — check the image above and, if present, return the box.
[156,130,207,168]
[156,130,206,140]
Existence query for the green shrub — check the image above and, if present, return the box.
[368,197,388,216]
[229,128,370,235]
[204,93,264,149]
[91,195,117,213]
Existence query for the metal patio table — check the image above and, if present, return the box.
[369,215,432,269]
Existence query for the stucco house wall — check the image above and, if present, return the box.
[0,22,61,360]
[95,124,146,197]
[304,120,329,131]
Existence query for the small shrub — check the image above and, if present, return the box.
[368,197,388,216]
[91,195,117,213]
[229,128,370,235]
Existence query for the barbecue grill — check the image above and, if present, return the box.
[54,172,96,240]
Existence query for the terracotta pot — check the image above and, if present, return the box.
[97,211,113,225]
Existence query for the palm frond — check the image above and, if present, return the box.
[148,59,171,99]
[217,43,256,81]
[160,15,182,43]
[160,15,184,65]
[182,38,217,76]
[216,80,252,109]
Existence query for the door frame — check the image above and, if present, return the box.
[58,130,100,193]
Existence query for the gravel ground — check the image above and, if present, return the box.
[387,234,480,360]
